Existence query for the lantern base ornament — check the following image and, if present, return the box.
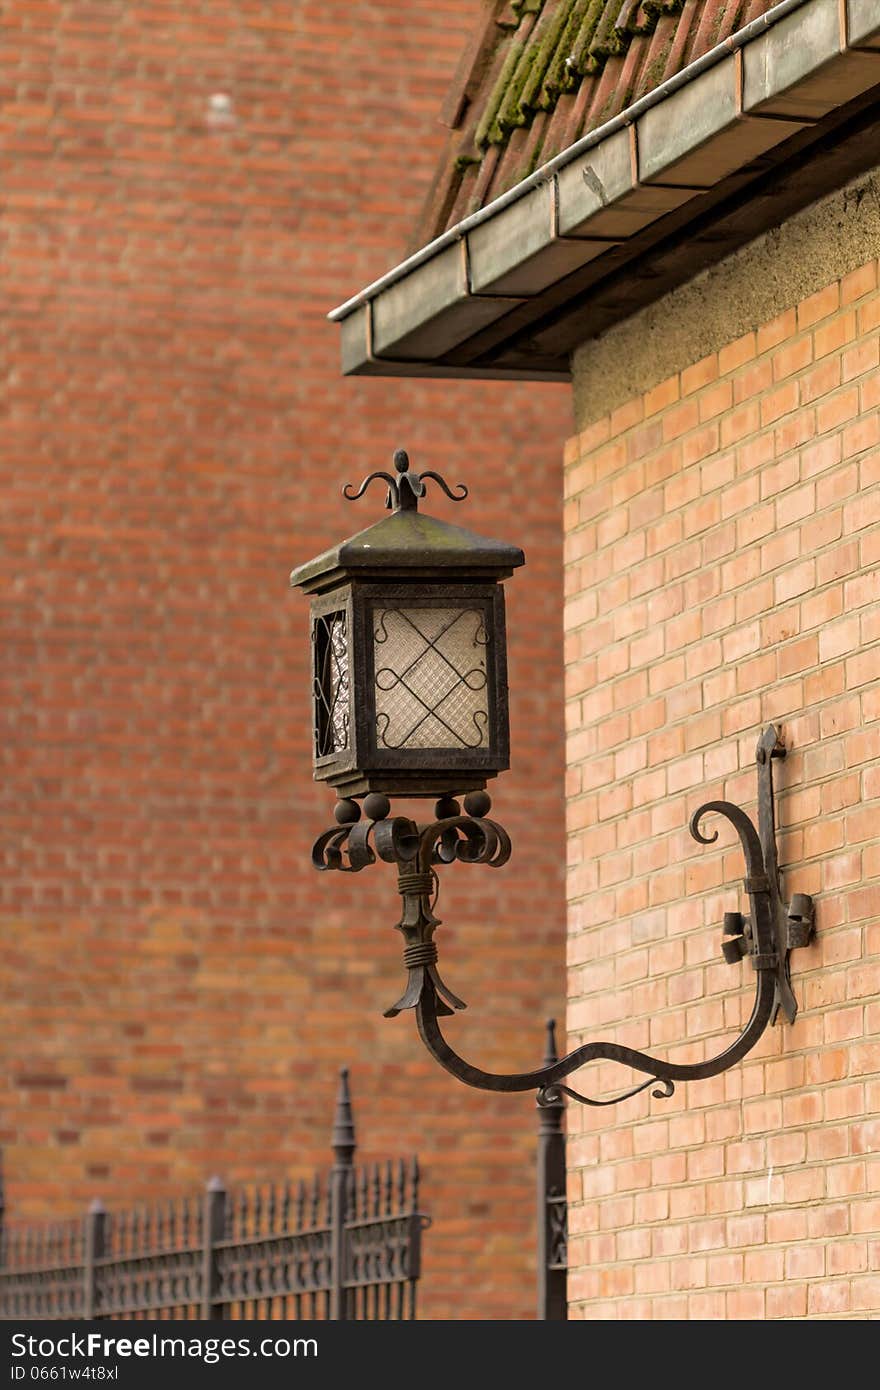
[311,726,815,1108]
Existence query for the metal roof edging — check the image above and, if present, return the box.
[327,0,813,325]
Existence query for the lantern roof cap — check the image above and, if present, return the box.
[289,449,525,594]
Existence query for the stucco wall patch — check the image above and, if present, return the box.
[572,164,880,426]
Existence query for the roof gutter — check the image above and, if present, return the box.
[328,0,813,323]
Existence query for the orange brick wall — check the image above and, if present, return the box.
[563,259,880,1318]
[0,3,568,1319]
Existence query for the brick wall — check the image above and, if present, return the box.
[563,257,880,1318]
[0,3,568,1319]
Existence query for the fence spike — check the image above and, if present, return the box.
[267,1183,277,1235]
[282,1180,293,1234]
[166,1201,176,1250]
[543,1017,559,1069]
[384,1159,393,1216]
[372,1163,380,1218]
[359,1167,368,1224]
[331,1066,356,1169]
[310,1173,320,1230]
[254,1185,263,1238]
[396,1159,406,1214]
[410,1156,420,1213]
[296,1180,306,1233]
[237,1188,248,1241]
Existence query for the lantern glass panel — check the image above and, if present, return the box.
[373,605,490,751]
[313,610,350,758]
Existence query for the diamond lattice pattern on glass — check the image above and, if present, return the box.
[374,607,489,750]
[314,611,350,756]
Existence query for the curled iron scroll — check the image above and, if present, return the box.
[342,451,467,514]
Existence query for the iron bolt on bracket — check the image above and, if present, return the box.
[311,725,815,1108]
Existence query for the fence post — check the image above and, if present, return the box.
[201,1177,226,1320]
[329,1067,356,1320]
[536,1020,567,1321]
[83,1199,106,1320]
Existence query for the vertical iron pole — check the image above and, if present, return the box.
[537,1020,567,1321]
[329,1067,356,1320]
[201,1177,226,1320]
[83,1199,106,1320]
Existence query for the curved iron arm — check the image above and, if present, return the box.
[416,973,776,1106]
[310,729,813,1108]
[413,798,777,1106]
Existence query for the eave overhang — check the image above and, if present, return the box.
[330,0,880,383]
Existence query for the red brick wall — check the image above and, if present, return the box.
[563,259,880,1317]
[0,3,568,1319]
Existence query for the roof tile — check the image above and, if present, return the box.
[409,0,779,249]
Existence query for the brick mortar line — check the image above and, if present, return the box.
[562,761,880,822]
[561,738,876,782]
[561,639,880,714]
[563,504,879,586]
[565,343,880,462]
[563,480,880,578]
[562,350,880,495]
[592,298,880,428]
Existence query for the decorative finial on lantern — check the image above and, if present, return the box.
[343,448,468,513]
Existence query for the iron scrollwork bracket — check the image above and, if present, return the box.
[311,727,815,1108]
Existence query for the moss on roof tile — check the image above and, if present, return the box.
[412,0,777,245]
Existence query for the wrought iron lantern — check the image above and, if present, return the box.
[289,449,522,801]
[291,449,816,1108]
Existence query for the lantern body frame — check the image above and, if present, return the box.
[308,579,510,799]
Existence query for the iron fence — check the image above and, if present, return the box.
[0,1069,428,1321]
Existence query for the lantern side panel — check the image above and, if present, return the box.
[373,606,490,751]
[313,609,351,758]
